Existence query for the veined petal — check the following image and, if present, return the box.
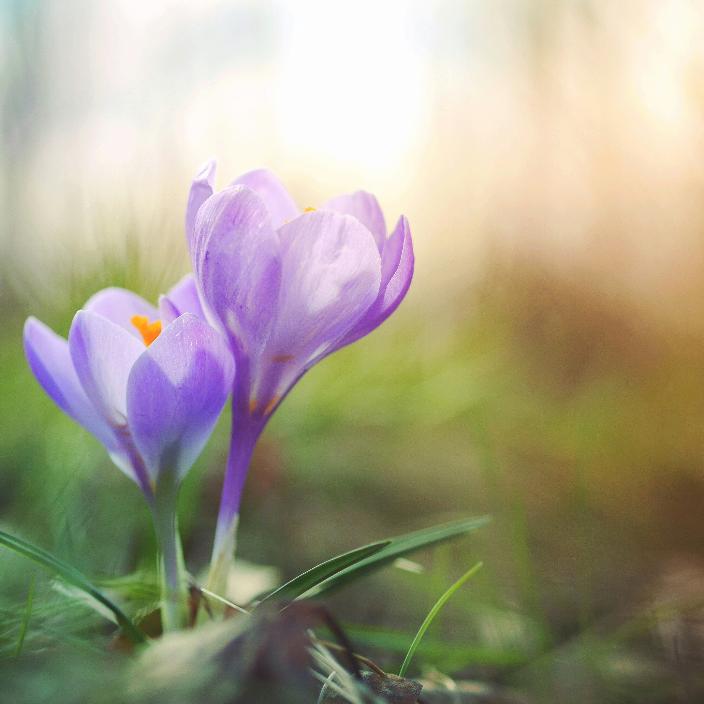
[23,317,117,450]
[337,215,414,349]
[232,169,299,229]
[186,159,217,253]
[268,211,381,374]
[320,191,386,252]
[193,185,282,354]
[379,215,414,310]
[127,314,234,481]
[158,273,206,324]
[69,311,145,427]
[84,288,158,340]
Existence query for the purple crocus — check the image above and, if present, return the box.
[186,161,414,590]
[24,283,234,629]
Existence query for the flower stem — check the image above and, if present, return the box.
[152,470,187,632]
[207,409,262,596]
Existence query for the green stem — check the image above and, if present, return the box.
[152,471,187,632]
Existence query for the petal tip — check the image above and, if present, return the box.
[23,316,40,337]
[195,158,217,186]
[23,316,55,354]
[71,309,88,327]
[23,317,44,357]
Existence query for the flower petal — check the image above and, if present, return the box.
[158,273,206,324]
[127,314,234,481]
[337,215,414,349]
[193,185,282,355]
[231,169,299,229]
[84,288,158,340]
[158,295,180,325]
[69,311,145,427]
[23,317,117,450]
[267,211,381,378]
[320,191,387,252]
[379,215,414,310]
[186,159,217,253]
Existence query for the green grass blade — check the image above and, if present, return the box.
[341,624,526,668]
[398,561,483,677]
[307,516,490,598]
[256,540,391,606]
[13,574,35,657]
[0,529,145,644]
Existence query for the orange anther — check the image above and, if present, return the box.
[130,315,162,346]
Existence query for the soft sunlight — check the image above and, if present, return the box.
[276,0,428,172]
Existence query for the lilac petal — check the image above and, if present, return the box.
[24,317,149,490]
[186,159,217,253]
[379,215,414,308]
[84,288,158,340]
[232,169,299,229]
[193,185,282,354]
[337,215,414,349]
[127,314,234,481]
[166,274,206,318]
[158,295,180,325]
[23,317,118,450]
[159,273,206,324]
[264,211,381,392]
[69,311,145,427]
[320,191,387,252]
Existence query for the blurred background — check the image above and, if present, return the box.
[2,1,704,702]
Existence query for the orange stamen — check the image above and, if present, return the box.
[303,206,316,212]
[131,315,162,346]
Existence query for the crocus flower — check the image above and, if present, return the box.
[24,283,234,628]
[186,161,414,590]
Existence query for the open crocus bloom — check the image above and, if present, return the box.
[24,283,234,628]
[186,161,414,586]
[23,283,233,501]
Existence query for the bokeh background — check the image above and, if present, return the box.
[2,1,704,702]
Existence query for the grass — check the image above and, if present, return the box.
[0,529,145,644]
[12,575,35,658]
[398,561,483,677]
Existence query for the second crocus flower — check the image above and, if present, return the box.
[186,162,414,591]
